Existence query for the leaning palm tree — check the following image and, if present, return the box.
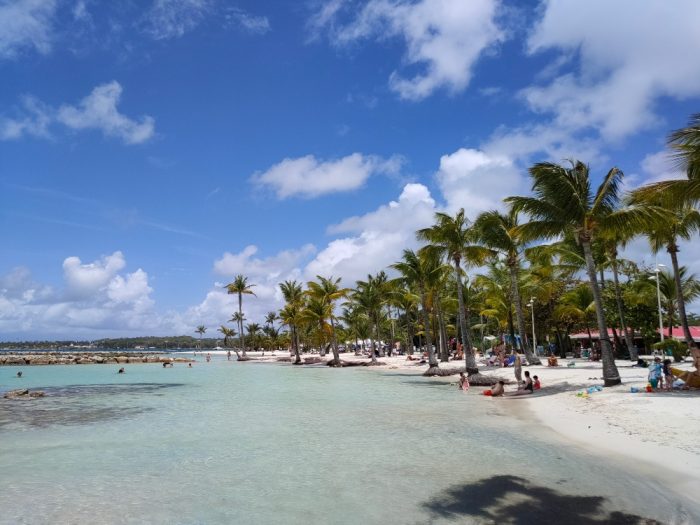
[195,325,207,351]
[506,161,658,386]
[473,208,541,365]
[217,325,236,349]
[646,205,700,348]
[307,276,350,366]
[226,275,256,359]
[417,209,489,374]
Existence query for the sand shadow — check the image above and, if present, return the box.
[421,475,662,524]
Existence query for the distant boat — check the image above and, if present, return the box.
[214,346,224,350]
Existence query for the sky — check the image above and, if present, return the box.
[2,0,700,340]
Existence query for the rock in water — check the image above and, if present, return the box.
[3,389,45,399]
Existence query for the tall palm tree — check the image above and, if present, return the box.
[265,312,278,330]
[307,276,350,366]
[417,209,488,374]
[473,208,541,365]
[226,275,256,359]
[279,280,304,364]
[352,273,388,365]
[646,205,700,348]
[555,285,596,350]
[391,248,443,373]
[195,325,206,351]
[507,161,657,386]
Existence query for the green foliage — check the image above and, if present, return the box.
[652,339,688,363]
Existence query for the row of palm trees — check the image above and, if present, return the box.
[208,113,700,387]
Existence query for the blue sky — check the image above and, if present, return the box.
[2,0,700,340]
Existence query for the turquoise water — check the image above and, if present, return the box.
[0,358,696,524]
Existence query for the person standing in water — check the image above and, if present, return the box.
[458,372,469,391]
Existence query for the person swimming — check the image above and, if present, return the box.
[16,371,22,378]
[118,367,125,374]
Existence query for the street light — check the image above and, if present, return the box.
[527,297,536,354]
[650,264,666,342]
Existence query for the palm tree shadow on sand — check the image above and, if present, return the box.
[421,475,663,524]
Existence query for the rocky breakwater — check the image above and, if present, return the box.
[3,389,45,399]
[0,352,194,366]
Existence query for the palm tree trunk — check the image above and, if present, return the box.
[611,257,636,360]
[582,240,621,386]
[330,317,341,366]
[420,285,438,369]
[292,326,301,364]
[507,305,516,351]
[508,262,541,365]
[669,246,695,348]
[453,261,477,374]
[370,318,379,364]
[238,293,247,359]
[406,318,414,356]
[435,295,449,362]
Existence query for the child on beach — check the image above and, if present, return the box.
[533,375,541,390]
[648,357,663,389]
[662,359,673,391]
[458,372,469,391]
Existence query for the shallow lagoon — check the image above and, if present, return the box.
[0,358,696,524]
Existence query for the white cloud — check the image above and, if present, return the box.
[63,251,127,299]
[57,81,155,144]
[306,183,437,283]
[313,0,503,100]
[2,82,155,144]
[523,0,700,141]
[0,95,52,140]
[0,252,163,338]
[251,153,402,199]
[225,7,270,34]
[435,147,525,214]
[0,0,56,59]
[143,0,212,40]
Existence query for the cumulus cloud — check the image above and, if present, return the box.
[523,0,700,141]
[435,147,525,214]
[0,95,52,140]
[0,0,56,59]
[312,0,503,100]
[305,183,437,282]
[251,153,403,199]
[0,252,162,338]
[57,81,155,144]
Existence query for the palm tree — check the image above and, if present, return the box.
[556,285,596,350]
[391,248,443,373]
[217,325,236,349]
[352,273,388,365]
[473,208,542,365]
[506,161,657,386]
[226,275,256,359]
[656,267,700,338]
[307,276,350,366]
[417,209,488,374]
[265,312,278,330]
[632,113,700,204]
[279,280,304,364]
[646,205,700,348]
[195,325,206,351]
[246,323,262,352]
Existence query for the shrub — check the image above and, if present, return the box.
[652,339,688,363]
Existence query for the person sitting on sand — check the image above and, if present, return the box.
[533,375,541,390]
[406,354,416,361]
[547,355,558,367]
[509,371,533,396]
[491,380,505,397]
[118,367,125,374]
[458,372,469,392]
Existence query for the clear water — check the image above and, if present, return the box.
[0,358,696,525]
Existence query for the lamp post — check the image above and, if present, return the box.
[650,264,666,342]
[527,298,536,355]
